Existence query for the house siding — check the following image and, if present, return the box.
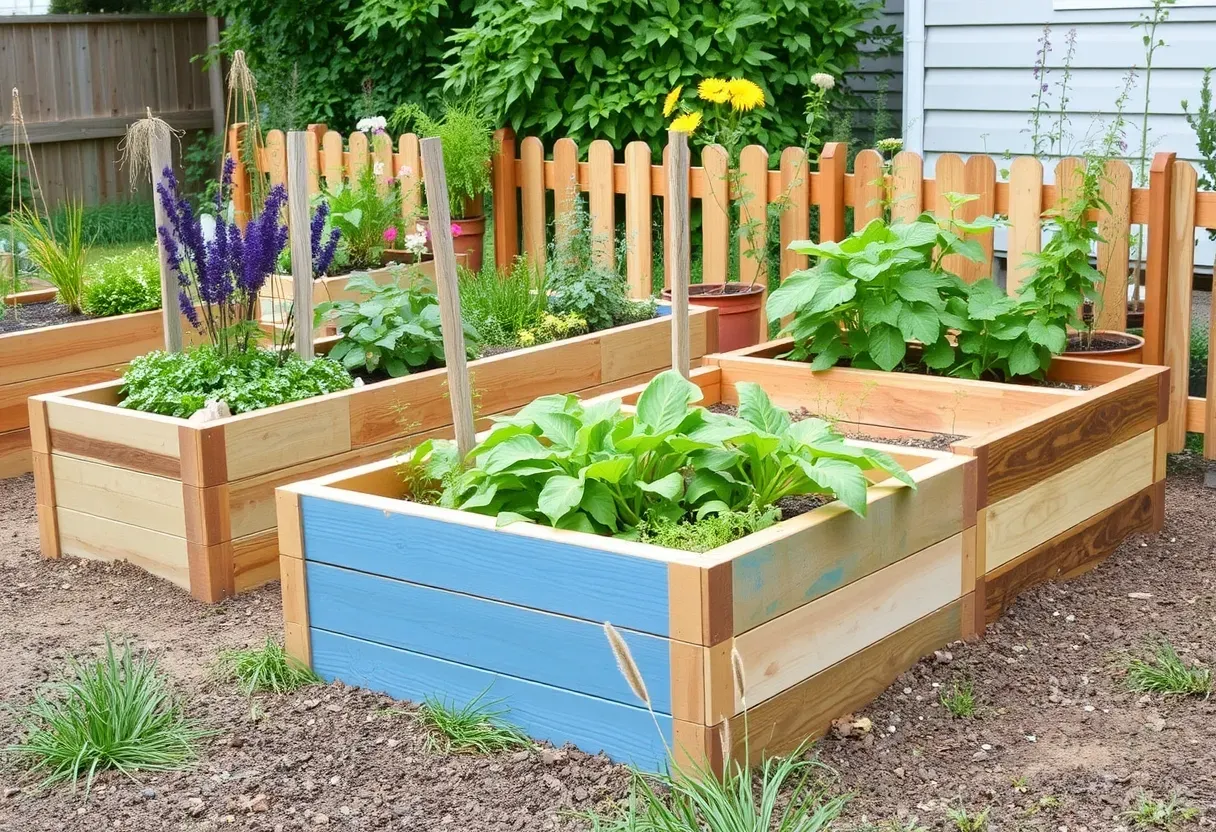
[848,0,906,139]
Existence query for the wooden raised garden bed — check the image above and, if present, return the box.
[727,340,1169,625]
[1,309,169,478]
[30,306,717,604]
[274,360,978,773]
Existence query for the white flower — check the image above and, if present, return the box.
[373,161,385,177]
[876,137,903,154]
[356,115,387,133]
[811,73,835,90]
[403,230,429,258]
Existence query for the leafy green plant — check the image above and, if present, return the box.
[390,101,494,215]
[1,146,32,219]
[950,277,1053,381]
[639,504,780,552]
[55,201,156,247]
[321,164,402,270]
[1124,640,1212,697]
[458,257,549,346]
[1122,792,1200,830]
[517,312,588,347]
[317,273,480,377]
[12,203,88,313]
[940,678,977,718]
[119,346,353,418]
[947,804,991,832]
[217,638,321,695]
[404,370,912,541]
[181,132,224,205]
[80,246,161,318]
[414,689,531,754]
[6,637,208,796]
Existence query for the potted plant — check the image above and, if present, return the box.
[390,102,495,272]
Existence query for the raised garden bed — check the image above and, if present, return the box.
[30,306,717,603]
[1,308,170,478]
[727,340,1169,626]
[274,362,978,773]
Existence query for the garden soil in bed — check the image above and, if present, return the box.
[1,462,1215,830]
[0,302,92,335]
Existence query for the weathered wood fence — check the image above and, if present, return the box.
[0,13,221,206]
[230,124,1216,463]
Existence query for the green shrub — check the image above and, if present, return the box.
[1,147,32,219]
[459,257,549,346]
[391,101,495,212]
[7,637,207,795]
[81,246,161,317]
[322,164,402,270]
[119,346,353,418]
[1190,325,1208,397]
[54,201,156,247]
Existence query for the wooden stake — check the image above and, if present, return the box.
[205,17,225,141]
[420,136,477,458]
[286,131,314,360]
[668,130,691,378]
[149,131,183,352]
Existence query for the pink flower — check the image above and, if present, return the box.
[383,226,398,243]
[399,166,414,178]
[451,223,462,237]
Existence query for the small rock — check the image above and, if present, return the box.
[353,378,365,388]
[1127,592,1153,600]
[972,750,989,761]
[539,747,567,765]
[140,788,157,800]
[313,813,330,825]
[244,794,269,813]
[1146,716,1166,732]
[188,400,231,423]
[4,787,20,798]
[934,650,953,665]
[186,797,206,818]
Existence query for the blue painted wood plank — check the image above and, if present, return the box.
[311,628,673,773]
[306,562,674,714]
[300,495,671,636]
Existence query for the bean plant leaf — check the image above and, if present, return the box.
[1027,318,1067,353]
[796,458,869,516]
[637,471,684,501]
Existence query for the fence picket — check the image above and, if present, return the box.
[491,128,519,265]
[738,145,769,341]
[1096,160,1132,331]
[702,144,731,286]
[321,131,344,192]
[1143,152,1176,366]
[852,149,884,229]
[1006,156,1043,295]
[372,132,394,195]
[889,151,923,224]
[520,136,547,273]
[818,142,846,243]
[553,138,579,250]
[1165,161,1197,452]
[778,147,810,281]
[588,140,616,270]
[934,154,968,278]
[265,129,287,190]
[398,133,422,226]
[624,141,653,298]
[348,130,370,179]
[964,155,997,279]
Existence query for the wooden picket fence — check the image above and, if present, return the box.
[227,124,1216,463]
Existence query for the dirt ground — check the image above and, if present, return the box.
[0,458,1214,831]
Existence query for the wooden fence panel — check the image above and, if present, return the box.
[265,130,288,190]
[817,143,846,243]
[553,138,579,250]
[371,133,394,195]
[963,155,997,280]
[1096,161,1133,331]
[1143,152,1176,366]
[587,140,615,270]
[624,141,653,298]
[934,154,968,278]
[852,149,884,230]
[779,147,810,279]
[889,151,923,224]
[702,145,731,286]
[399,133,422,226]
[347,131,370,180]
[321,131,344,192]
[1165,162,1197,452]
[520,136,547,273]
[1005,156,1043,296]
[738,145,769,341]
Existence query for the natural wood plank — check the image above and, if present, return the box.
[984,482,1157,624]
[737,145,769,341]
[852,149,884,230]
[588,140,616,270]
[520,136,547,273]
[321,130,344,191]
[223,395,351,481]
[1005,156,1043,295]
[733,533,965,710]
[668,132,691,378]
[287,131,315,360]
[1095,160,1132,330]
[701,144,730,286]
[0,310,162,387]
[1164,161,1197,452]
[57,506,190,589]
[600,307,709,383]
[0,367,126,434]
[264,129,287,190]
[934,154,969,278]
[1142,152,1175,366]
[280,554,311,667]
[983,430,1155,573]
[889,151,923,224]
[231,529,279,593]
[553,138,579,251]
[817,142,846,243]
[491,128,518,264]
[399,132,422,224]
[149,129,183,352]
[46,396,181,476]
[624,141,653,298]
[725,600,963,765]
[963,154,997,279]
[371,132,394,195]
[0,428,32,479]
[51,454,185,537]
[347,130,369,179]
[778,147,810,280]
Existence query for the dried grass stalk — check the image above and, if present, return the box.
[118,108,182,191]
[731,646,748,708]
[603,622,649,706]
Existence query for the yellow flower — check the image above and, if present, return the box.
[697,78,730,104]
[662,85,683,117]
[727,78,765,112]
[669,111,703,134]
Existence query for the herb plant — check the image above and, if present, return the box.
[321,163,401,270]
[56,200,156,247]
[217,638,321,695]
[458,257,549,346]
[389,101,494,215]
[317,273,480,378]
[402,371,912,546]
[120,346,352,418]
[11,203,88,313]
[80,246,162,318]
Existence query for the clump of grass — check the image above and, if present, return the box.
[1124,640,1212,697]
[1122,792,1200,830]
[11,203,87,312]
[940,678,977,718]
[415,689,531,754]
[458,256,548,346]
[6,638,207,795]
[217,637,321,695]
[946,803,990,832]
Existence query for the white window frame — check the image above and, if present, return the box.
[1054,0,1216,8]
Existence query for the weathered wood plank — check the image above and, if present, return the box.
[56,506,190,589]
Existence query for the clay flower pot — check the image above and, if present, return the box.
[1064,330,1145,363]
[661,282,766,352]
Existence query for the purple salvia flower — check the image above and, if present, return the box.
[316,227,340,277]
[179,290,201,331]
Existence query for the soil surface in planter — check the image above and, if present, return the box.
[1,459,1213,830]
[0,301,92,335]
[1065,332,1143,352]
[784,355,1095,391]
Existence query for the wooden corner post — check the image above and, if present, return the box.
[420,137,477,457]
[668,130,691,378]
[1143,151,1175,366]
[149,131,184,353]
[286,131,315,360]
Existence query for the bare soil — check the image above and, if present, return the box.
[0,302,91,335]
[1,462,1214,831]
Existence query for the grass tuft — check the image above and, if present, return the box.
[946,803,990,832]
[6,637,207,796]
[217,638,321,695]
[415,689,532,755]
[940,678,977,718]
[1124,640,1212,698]
[1122,792,1200,830]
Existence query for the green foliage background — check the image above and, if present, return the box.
[195,0,895,150]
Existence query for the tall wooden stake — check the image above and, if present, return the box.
[286,131,314,359]
[420,136,477,458]
[667,130,691,378]
[149,131,183,352]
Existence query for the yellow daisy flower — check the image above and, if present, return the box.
[662,85,683,117]
[669,111,703,134]
[726,78,765,112]
[697,78,730,104]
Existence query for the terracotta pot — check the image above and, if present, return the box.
[661,283,766,352]
[423,213,486,273]
[380,249,432,266]
[1063,330,1144,363]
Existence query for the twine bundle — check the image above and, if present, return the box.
[117,107,182,190]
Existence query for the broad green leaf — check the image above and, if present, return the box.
[533,412,581,449]
[580,480,618,529]
[860,447,917,488]
[496,511,534,528]
[736,382,790,434]
[636,370,702,433]
[582,455,633,484]
[889,220,943,249]
[538,475,585,524]
[796,457,869,516]
[556,511,596,534]
[788,417,835,446]
[922,338,955,370]
[480,434,551,475]
[637,471,684,501]
[1027,318,1068,353]
[896,302,941,345]
[695,500,732,520]
[867,323,907,371]
[1007,337,1041,377]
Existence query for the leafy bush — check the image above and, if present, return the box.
[317,272,480,377]
[7,637,207,794]
[403,371,912,542]
[120,346,353,418]
[1189,325,1208,397]
[81,247,162,318]
[442,0,894,149]
[517,312,588,347]
[54,200,156,247]
[11,203,88,313]
[322,164,401,270]
[390,101,494,214]
[639,504,779,552]
[1,147,32,219]
[458,257,549,346]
